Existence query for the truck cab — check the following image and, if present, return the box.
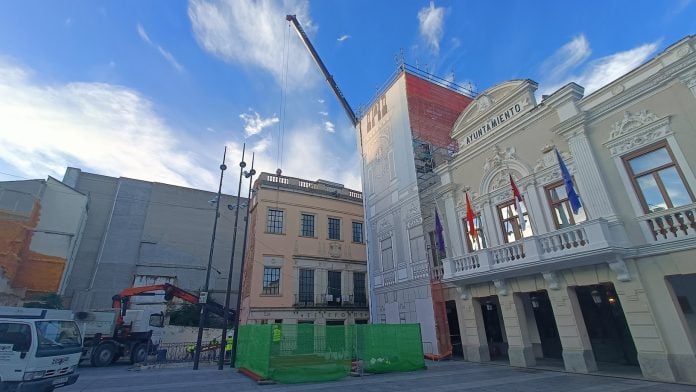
[0,307,81,392]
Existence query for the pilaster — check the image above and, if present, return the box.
[456,297,490,362]
[564,128,617,221]
[498,293,536,367]
[547,287,597,373]
[612,271,678,382]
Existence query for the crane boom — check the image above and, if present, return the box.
[112,283,234,322]
[286,14,358,127]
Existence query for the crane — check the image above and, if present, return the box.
[112,283,234,323]
[286,14,358,127]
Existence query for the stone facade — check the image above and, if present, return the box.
[239,173,368,326]
[434,35,696,383]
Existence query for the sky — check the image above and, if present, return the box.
[0,0,694,195]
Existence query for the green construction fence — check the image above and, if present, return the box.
[235,323,425,384]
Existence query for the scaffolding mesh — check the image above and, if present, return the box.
[236,324,425,383]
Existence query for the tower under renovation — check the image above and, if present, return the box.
[357,66,473,355]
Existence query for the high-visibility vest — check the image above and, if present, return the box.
[272,327,281,342]
[186,345,195,353]
[226,340,233,352]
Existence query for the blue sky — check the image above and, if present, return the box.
[0,0,694,194]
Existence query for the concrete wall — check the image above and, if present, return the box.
[62,168,247,313]
[0,178,87,303]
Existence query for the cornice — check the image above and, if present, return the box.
[582,51,696,123]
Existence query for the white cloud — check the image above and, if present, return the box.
[418,1,445,55]
[157,46,184,72]
[188,0,318,91]
[539,37,659,96]
[136,23,152,45]
[137,22,184,72]
[579,42,659,93]
[324,121,335,133]
[0,60,216,189]
[337,34,350,42]
[187,0,362,191]
[239,110,279,136]
[318,111,328,116]
[540,35,591,82]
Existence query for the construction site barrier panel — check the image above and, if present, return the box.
[235,324,425,384]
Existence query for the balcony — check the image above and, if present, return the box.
[638,202,696,243]
[442,218,622,283]
[293,294,368,308]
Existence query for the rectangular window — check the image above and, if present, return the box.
[328,217,341,240]
[497,200,533,243]
[352,222,363,243]
[380,237,394,270]
[327,271,342,306]
[463,213,488,252]
[353,272,366,306]
[262,267,281,295]
[300,214,315,237]
[623,143,694,213]
[546,181,587,228]
[298,269,314,305]
[266,209,284,234]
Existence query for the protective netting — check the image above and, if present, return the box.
[236,324,425,384]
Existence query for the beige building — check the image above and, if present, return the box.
[432,35,696,383]
[239,173,368,326]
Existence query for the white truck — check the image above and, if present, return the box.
[74,308,165,367]
[0,307,81,392]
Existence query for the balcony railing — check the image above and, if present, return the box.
[443,219,615,281]
[293,294,368,308]
[638,202,696,243]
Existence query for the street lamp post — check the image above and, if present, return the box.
[218,144,246,370]
[230,153,255,368]
[193,146,227,370]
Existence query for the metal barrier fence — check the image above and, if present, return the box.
[146,341,222,364]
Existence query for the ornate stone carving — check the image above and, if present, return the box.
[493,279,508,296]
[483,145,505,173]
[377,230,393,241]
[542,271,560,290]
[609,110,659,140]
[606,116,671,157]
[477,94,494,113]
[608,257,631,282]
[406,201,419,218]
[406,216,423,229]
[328,242,342,258]
[455,284,469,300]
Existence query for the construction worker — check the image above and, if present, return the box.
[225,336,233,359]
[272,324,281,343]
[186,344,195,359]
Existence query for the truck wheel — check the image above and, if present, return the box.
[130,343,148,364]
[91,343,115,367]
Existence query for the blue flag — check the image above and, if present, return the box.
[435,210,446,257]
[555,149,582,214]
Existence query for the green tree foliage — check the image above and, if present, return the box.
[168,304,225,328]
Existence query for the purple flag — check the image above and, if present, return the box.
[435,210,446,257]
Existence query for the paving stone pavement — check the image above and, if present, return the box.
[62,360,696,392]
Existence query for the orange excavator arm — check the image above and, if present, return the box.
[112,283,199,319]
[111,283,234,324]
